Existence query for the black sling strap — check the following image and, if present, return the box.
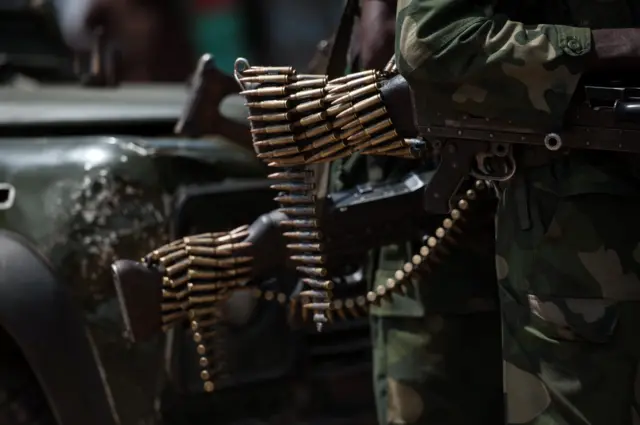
[325,0,360,78]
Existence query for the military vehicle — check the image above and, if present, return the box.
[0,3,375,425]
[0,3,281,425]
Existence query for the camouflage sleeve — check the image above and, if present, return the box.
[395,0,592,124]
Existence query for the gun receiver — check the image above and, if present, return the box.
[110,170,467,342]
[175,54,254,150]
[420,85,640,214]
[318,171,438,267]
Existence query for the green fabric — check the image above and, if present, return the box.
[192,11,248,75]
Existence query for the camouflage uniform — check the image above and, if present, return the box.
[397,0,640,423]
[331,126,502,424]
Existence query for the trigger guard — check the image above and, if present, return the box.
[471,151,516,182]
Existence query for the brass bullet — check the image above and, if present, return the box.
[253,135,296,147]
[347,119,392,141]
[332,114,357,129]
[293,98,325,113]
[345,298,358,316]
[403,262,413,273]
[279,207,316,216]
[332,83,379,105]
[246,99,289,109]
[163,288,188,300]
[257,146,301,159]
[303,302,331,310]
[282,231,321,240]
[300,133,339,152]
[280,219,318,228]
[216,230,249,243]
[166,259,190,275]
[287,242,322,251]
[466,189,477,200]
[365,292,379,306]
[267,156,307,167]
[250,123,293,134]
[299,123,333,140]
[337,94,384,119]
[328,70,375,85]
[239,74,290,83]
[188,294,227,304]
[327,73,378,93]
[326,102,351,116]
[288,87,325,101]
[240,86,287,97]
[268,171,310,180]
[341,107,387,129]
[290,255,324,264]
[296,266,327,277]
[383,56,396,72]
[297,111,327,127]
[302,278,333,290]
[241,66,294,75]
[332,299,346,320]
[274,195,315,204]
[307,142,347,162]
[248,112,290,121]
[288,77,327,89]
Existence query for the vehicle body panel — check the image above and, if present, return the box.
[0,132,265,425]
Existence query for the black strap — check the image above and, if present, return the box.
[325,0,360,78]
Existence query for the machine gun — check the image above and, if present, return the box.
[417,85,640,213]
[112,167,493,341]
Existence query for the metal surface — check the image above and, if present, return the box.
[0,84,188,126]
[0,230,115,425]
[0,134,265,425]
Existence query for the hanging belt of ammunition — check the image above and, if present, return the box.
[144,225,252,392]
[234,55,493,332]
[249,179,491,318]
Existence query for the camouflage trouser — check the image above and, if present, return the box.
[370,308,504,425]
[369,201,504,425]
[496,157,640,425]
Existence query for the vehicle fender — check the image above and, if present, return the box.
[0,230,116,425]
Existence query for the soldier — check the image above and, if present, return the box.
[393,1,640,424]
[56,0,195,81]
[336,2,503,425]
[119,2,505,423]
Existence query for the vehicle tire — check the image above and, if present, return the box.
[0,333,56,425]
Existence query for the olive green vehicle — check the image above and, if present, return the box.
[0,3,287,425]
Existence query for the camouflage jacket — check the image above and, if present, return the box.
[396,0,640,197]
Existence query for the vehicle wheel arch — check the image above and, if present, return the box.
[0,230,116,425]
